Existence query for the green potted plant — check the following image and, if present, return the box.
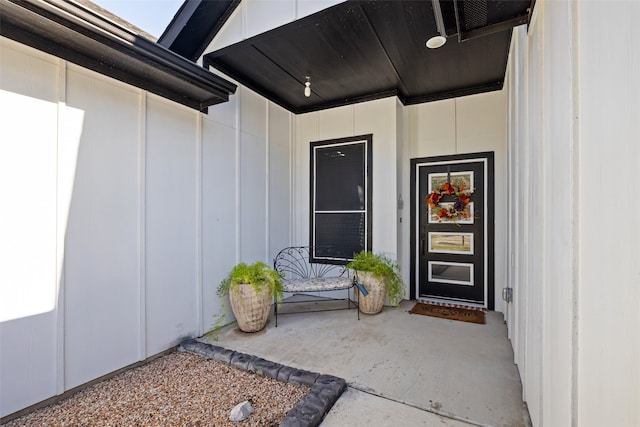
[347,251,406,314]
[217,261,284,332]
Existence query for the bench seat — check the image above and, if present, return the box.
[282,276,354,293]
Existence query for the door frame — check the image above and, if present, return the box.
[410,152,495,310]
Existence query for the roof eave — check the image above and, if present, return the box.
[158,0,241,62]
[0,0,236,112]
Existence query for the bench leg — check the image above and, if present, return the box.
[274,301,278,327]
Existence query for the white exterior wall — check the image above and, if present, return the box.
[294,98,399,254]
[291,93,508,305]
[407,92,508,313]
[397,100,410,289]
[145,99,200,357]
[62,64,145,389]
[289,99,401,301]
[506,1,640,426]
[0,39,62,414]
[577,1,640,425]
[0,37,293,417]
[204,0,344,54]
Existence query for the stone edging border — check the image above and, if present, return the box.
[179,339,346,427]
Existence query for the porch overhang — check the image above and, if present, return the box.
[0,0,237,112]
[199,0,534,114]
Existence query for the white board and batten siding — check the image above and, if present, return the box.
[287,81,510,306]
[62,65,143,389]
[294,98,400,257]
[506,1,640,426]
[1,38,62,415]
[577,3,640,425]
[0,35,294,417]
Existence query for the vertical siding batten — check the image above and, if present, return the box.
[235,88,241,263]
[289,107,295,246]
[138,91,147,361]
[55,58,66,396]
[507,25,516,358]
[570,2,581,424]
[265,99,270,260]
[196,112,203,336]
[529,6,544,421]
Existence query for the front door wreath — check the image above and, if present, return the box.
[426,182,474,223]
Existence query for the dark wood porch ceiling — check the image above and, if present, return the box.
[192,0,533,114]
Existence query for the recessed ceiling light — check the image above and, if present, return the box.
[426,35,447,49]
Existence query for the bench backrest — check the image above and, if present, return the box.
[274,246,348,279]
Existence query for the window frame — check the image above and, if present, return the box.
[309,134,373,264]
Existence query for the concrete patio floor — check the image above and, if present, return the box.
[199,296,531,427]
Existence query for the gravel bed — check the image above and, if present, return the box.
[4,351,309,427]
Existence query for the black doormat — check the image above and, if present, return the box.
[409,302,485,324]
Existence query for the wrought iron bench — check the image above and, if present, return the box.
[273,246,359,326]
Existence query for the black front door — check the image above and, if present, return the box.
[411,153,494,309]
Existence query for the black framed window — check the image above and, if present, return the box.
[310,135,372,264]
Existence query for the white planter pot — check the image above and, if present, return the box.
[355,271,386,314]
[229,283,272,332]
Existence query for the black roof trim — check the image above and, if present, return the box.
[0,0,236,112]
[404,81,505,106]
[159,0,241,62]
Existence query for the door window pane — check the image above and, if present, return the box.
[428,261,474,286]
[428,232,474,255]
